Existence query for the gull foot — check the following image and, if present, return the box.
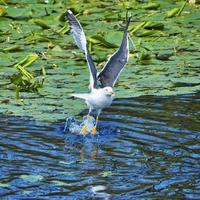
[91,126,97,135]
[81,125,87,135]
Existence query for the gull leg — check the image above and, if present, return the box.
[81,109,91,135]
[91,110,101,135]
[81,124,87,135]
[91,115,98,135]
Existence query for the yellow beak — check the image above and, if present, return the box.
[109,91,115,96]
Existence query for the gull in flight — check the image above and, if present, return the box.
[66,10,131,135]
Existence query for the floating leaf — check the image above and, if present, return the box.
[155,52,173,60]
[0,0,8,6]
[11,53,43,95]
[105,31,123,46]
[143,2,160,10]
[32,19,51,29]
[144,21,164,30]
[0,30,9,36]
[14,53,39,69]
[135,30,158,37]
[5,7,32,19]
[90,35,118,48]
[94,49,108,62]
[166,8,180,18]
[3,45,21,52]
[0,6,5,16]
[26,34,51,43]
[177,1,187,17]
[57,12,65,22]
[129,22,146,35]
[51,45,63,52]
[166,2,187,19]
[58,24,69,34]
[138,51,151,64]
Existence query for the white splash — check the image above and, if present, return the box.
[64,116,96,135]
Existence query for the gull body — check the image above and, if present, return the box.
[66,10,131,134]
[71,87,114,112]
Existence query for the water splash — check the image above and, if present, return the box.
[64,115,119,137]
[64,115,96,135]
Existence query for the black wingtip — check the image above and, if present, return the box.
[125,11,132,30]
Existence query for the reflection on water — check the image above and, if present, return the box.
[0,93,200,199]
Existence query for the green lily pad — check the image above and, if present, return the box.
[143,2,160,10]
[144,22,164,30]
[32,19,51,29]
[0,6,6,16]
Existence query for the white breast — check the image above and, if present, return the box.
[86,89,113,110]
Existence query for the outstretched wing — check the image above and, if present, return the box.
[98,16,131,88]
[66,10,97,89]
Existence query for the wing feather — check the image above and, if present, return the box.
[98,16,131,88]
[66,10,97,89]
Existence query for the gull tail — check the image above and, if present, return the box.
[69,93,89,100]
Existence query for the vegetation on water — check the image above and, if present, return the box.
[0,0,200,121]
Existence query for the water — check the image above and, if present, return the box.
[0,94,200,199]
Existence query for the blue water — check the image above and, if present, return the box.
[0,94,200,199]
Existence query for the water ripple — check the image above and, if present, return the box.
[0,93,200,199]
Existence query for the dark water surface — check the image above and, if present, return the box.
[0,94,200,199]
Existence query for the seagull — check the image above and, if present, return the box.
[66,10,131,135]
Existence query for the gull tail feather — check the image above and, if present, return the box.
[69,93,89,100]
